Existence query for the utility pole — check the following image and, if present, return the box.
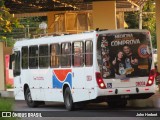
[139,6,143,29]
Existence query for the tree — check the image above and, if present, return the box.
[125,0,156,48]
[0,0,23,46]
[142,0,156,48]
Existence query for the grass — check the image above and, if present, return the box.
[6,84,14,89]
[0,98,13,111]
[0,97,19,120]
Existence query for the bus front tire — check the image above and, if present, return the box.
[64,87,74,111]
[25,88,38,108]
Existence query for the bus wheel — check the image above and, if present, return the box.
[25,88,38,108]
[64,87,74,111]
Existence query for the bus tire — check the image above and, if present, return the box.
[64,87,74,111]
[25,88,38,108]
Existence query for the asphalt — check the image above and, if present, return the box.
[1,89,160,120]
[12,100,160,120]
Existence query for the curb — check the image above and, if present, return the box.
[0,90,14,98]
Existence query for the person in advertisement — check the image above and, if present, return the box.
[101,36,111,78]
[123,45,139,77]
[112,51,126,79]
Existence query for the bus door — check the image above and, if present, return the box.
[13,51,23,99]
[72,41,90,101]
[84,40,95,99]
[28,45,45,101]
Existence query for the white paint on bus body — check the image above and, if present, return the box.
[12,29,156,104]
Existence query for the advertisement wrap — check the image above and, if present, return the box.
[97,32,152,80]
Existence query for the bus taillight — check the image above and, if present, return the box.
[146,69,155,86]
[95,72,106,89]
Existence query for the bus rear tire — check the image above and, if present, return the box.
[64,87,74,111]
[25,88,38,108]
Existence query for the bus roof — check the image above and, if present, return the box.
[14,31,95,47]
[14,29,149,47]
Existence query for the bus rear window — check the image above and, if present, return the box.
[97,32,152,79]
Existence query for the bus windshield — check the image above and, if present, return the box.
[97,31,152,79]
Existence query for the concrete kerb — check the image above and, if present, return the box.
[0,89,14,98]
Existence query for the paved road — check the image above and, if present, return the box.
[13,100,160,120]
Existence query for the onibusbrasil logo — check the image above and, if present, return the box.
[1,112,42,118]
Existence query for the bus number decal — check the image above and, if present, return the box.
[136,81,145,86]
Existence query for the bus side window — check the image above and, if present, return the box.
[50,44,60,67]
[39,45,49,68]
[13,51,21,77]
[22,46,28,69]
[85,41,93,66]
[72,41,84,67]
[29,46,38,69]
[61,43,71,67]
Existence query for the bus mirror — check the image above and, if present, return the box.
[9,54,15,69]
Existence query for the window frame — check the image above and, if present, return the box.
[21,46,28,69]
[61,42,71,67]
[50,43,60,68]
[39,44,49,68]
[72,41,84,67]
[85,40,93,67]
[13,51,21,77]
[29,45,39,69]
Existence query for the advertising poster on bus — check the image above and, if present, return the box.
[97,31,152,80]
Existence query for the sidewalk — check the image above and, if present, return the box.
[0,89,14,98]
[128,92,160,108]
[128,85,160,108]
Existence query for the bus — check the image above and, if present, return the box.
[10,29,156,111]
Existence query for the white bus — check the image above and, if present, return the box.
[10,29,156,111]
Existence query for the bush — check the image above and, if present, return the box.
[6,84,13,89]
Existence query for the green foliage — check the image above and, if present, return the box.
[19,16,47,38]
[1,0,47,45]
[142,0,156,48]
[125,1,156,48]
[6,84,13,89]
[3,37,15,47]
[0,0,23,46]
[143,0,155,12]
[0,0,5,8]
[125,11,139,29]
